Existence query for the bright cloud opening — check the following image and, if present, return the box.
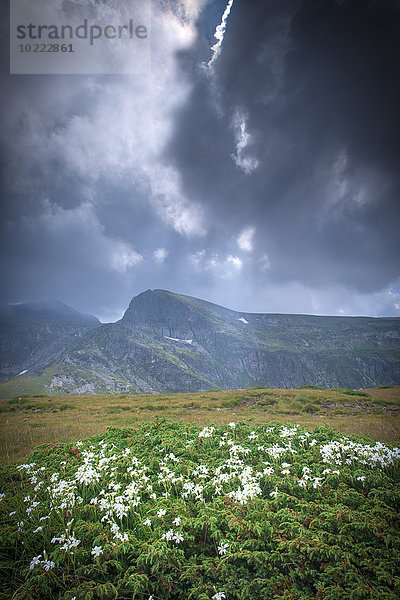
[231,111,259,174]
[237,227,255,252]
[190,250,242,278]
[153,248,169,264]
[207,0,234,68]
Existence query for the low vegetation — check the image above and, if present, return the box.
[1,417,400,599]
[0,386,399,466]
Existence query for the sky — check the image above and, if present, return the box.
[1,0,400,322]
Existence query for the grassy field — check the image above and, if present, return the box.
[1,385,399,465]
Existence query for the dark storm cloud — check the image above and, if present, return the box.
[0,1,211,318]
[0,0,399,320]
[167,0,400,293]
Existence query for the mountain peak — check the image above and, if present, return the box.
[121,289,215,340]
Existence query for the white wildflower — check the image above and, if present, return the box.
[218,542,229,555]
[91,545,103,558]
[198,426,215,438]
[162,529,174,541]
[42,559,55,571]
[30,555,42,569]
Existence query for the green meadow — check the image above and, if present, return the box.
[1,385,399,466]
[1,386,400,599]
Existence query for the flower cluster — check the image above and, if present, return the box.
[51,532,81,553]
[161,529,184,544]
[2,420,400,600]
[320,438,400,468]
[29,553,55,571]
[199,426,216,438]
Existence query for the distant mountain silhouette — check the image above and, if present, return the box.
[0,299,100,324]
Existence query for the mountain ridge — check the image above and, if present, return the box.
[0,300,101,380]
[124,288,400,318]
[0,299,100,324]
[0,289,399,394]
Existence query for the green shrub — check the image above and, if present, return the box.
[1,420,399,600]
[330,388,370,397]
[8,397,29,405]
[303,403,321,414]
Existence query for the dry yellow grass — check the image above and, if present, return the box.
[1,386,399,465]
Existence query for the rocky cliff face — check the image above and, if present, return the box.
[1,290,399,394]
[0,301,100,380]
[43,290,400,394]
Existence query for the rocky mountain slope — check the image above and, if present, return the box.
[3,289,397,395]
[0,300,100,380]
[0,299,100,324]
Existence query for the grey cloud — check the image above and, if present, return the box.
[0,0,399,320]
[0,2,206,312]
[168,0,400,293]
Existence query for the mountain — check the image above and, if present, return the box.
[2,289,397,395]
[0,299,100,324]
[0,300,100,380]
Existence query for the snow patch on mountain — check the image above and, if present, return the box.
[237,317,249,324]
[164,336,193,344]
